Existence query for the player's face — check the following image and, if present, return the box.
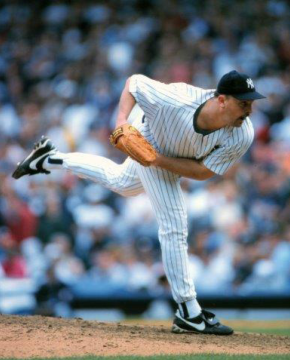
[223,97,254,127]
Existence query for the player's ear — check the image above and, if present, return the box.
[218,95,227,109]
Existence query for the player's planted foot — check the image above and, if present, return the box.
[12,136,57,179]
[172,309,234,335]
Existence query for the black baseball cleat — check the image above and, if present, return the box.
[12,136,57,179]
[172,309,234,336]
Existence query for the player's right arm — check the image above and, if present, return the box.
[152,154,215,181]
[202,121,254,175]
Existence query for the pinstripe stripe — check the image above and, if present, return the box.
[151,167,182,298]
[161,168,187,295]
[203,118,254,175]
[63,155,144,197]
[164,169,192,298]
[138,165,182,300]
[136,164,195,302]
[155,106,175,152]
[165,108,186,156]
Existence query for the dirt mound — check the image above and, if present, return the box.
[0,314,289,358]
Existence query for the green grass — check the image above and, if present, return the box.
[3,355,290,360]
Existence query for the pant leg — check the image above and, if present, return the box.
[51,151,196,302]
[136,164,197,303]
[52,153,144,197]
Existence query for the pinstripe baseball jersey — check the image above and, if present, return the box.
[129,75,254,175]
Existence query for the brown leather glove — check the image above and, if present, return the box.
[110,124,157,166]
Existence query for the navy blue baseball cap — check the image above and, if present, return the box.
[217,70,266,100]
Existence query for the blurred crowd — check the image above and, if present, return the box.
[0,0,290,315]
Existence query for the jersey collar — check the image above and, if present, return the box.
[193,101,217,136]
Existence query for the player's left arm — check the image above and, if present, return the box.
[115,78,136,128]
[115,75,201,128]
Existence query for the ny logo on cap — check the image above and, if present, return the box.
[246,78,254,89]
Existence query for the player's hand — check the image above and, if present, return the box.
[110,123,157,167]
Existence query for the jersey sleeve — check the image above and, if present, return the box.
[129,74,201,122]
[202,121,254,175]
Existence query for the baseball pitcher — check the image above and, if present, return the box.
[12,70,265,335]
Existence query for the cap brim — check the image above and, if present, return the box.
[233,91,266,100]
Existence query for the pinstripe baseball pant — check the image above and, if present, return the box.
[57,152,197,304]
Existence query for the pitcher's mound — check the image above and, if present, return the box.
[0,314,289,358]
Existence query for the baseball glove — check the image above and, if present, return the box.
[110,124,157,166]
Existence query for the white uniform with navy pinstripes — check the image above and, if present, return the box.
[57,75,254,304]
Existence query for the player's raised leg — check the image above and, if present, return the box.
[12,136,144,197]
[12,136,57,179]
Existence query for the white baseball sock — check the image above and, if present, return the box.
[43,153,66,170]
[178,299,202,319]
